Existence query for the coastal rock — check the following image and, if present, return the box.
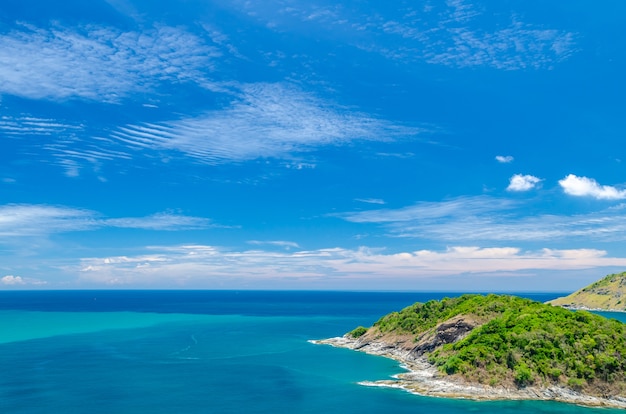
[312,335,626,409]
[411,316,476,356]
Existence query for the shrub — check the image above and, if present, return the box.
[349,326,368,338]
[549,368,562,380]
[514,364,534,387]
[443,356,463,374]
[567,377,585,390]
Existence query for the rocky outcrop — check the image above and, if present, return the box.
[350,315,478,361]
[411,316,476,356]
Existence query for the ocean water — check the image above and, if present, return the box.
[0,291,624,414]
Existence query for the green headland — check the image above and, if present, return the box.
[318,281,626,407]
[351,294,626,396]
[548,271,626,311]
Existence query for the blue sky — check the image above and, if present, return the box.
[1,0,626,291]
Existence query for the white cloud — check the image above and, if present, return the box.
[559,174,626,200]
[506,174,542,192]
[75,244,626,287]
[339,196,626,242]
[0,24,219,102]
[0,275,46,286]
[0,204,214,238]
[1,275,25,285]
[495,155,514,163]
[110,82,420,163]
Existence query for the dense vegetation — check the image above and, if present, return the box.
[366,294,626,395]
[374,294,515,334]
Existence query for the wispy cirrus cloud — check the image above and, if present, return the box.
[0,115,133,177]
[355,198,386,205]
[0,116,83,137]
[109,82,421,163]
[559,174,626,200]
[75,243,626,287]
[422,22,575,70]
[44,140,134,178]
[104,213,213,231]
[0,204,96,237]
[339,196,626,242]
[247,240,301,249]
[0,204,213,238]
[507,174,542,192]
[235,0,577,70]
[378,0,576,70]
[341,196,515,224]
[4,82,420,175]
[0,24,219,102]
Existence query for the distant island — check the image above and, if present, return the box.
[548,271,626,312]
[314,292,626,408]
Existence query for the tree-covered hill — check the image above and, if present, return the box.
[349,294,626,398]
[549,271,626,311]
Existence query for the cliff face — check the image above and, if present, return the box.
[549,272,626,311]
[411,316,477,356]
[352,315,477,358]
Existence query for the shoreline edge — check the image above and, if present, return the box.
[310,336,626,409]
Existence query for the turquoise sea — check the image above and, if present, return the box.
[1,291,625,414]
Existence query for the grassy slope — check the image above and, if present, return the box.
[350,294,626,397]
[549,272,626,311]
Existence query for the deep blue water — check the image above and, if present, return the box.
[0,291,624,414]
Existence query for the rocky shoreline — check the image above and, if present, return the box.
[311,336,626,409]
[557,304,626,313]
